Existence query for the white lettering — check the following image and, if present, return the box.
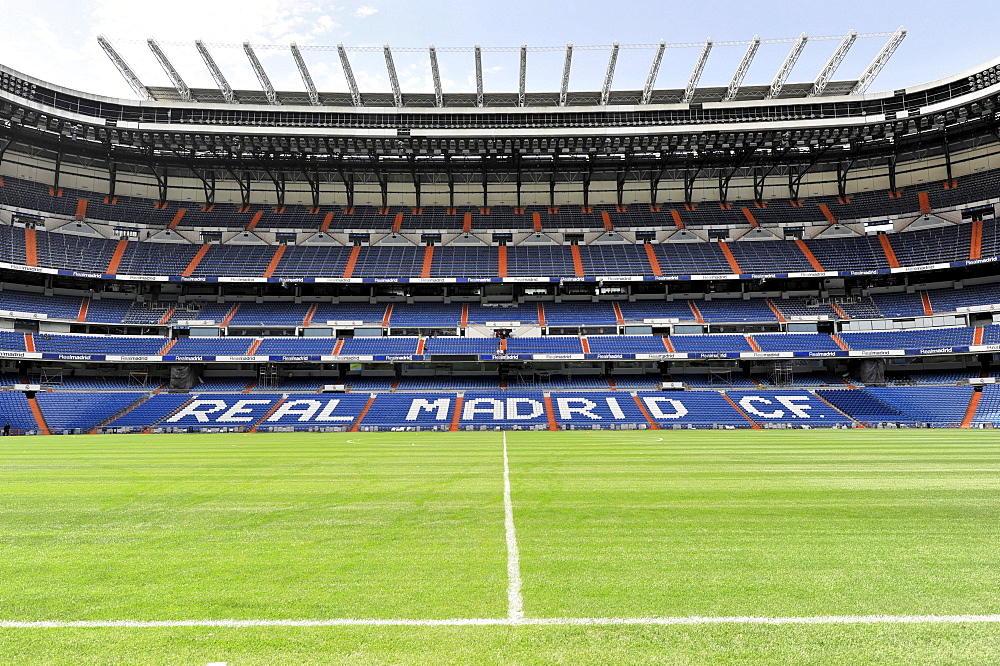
[267,399,321,422]
[219,400,272,422]
[406,398,451,421]
[463,398,505,420]
[316,399,354,422]
[167,400,228,423]
[739,396,784,418]
[557,397,601,420]
[776,395,813,418]
[506,398,544,420]
[642,397,689,420]
[605,397,626,420]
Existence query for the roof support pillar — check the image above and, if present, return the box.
[559,43,573,106]
[243,42,278,105]
[766,33,808,100]
[195,40,236,104]
[107,158,117,200]
[97,35,152,100]
[839,158,857,198]
[600,42,619,106]
[429,45,443,107]
[337,44,363,106]
[384,45,403,107]
[409,156,421,209]
[851,27,906,95]
[723,36,760,102]
[147,38,192,102]
[943,128,954,182]
[290,43,320,105]
[53,137,63,193]
[640,41,666,105]
[683,39,713,103]
[474,44,484,107]
[518,44,527,107]
[810,30,857,96]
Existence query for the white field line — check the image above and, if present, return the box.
[4,615,1000,629]
[503,431,524,621]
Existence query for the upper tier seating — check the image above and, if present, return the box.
[466,303,540,325]
[29,285,1000,327]
[754,334,842,352]
[227,302,312,327]
[0,290,81,319]
[805,235,889,271]
[0,210,997,280]
[587,335,668,354]
[542,302,618,326]
[669,334,754,353]
[389,304,464,328]
[33,334,166,355]
[423,337,502,355]
[839,328,974,350]
[338,337,420,355]
[4,170,1000,233]
[4,326,999,357]
[505,336,583,354]
[169,337,254,355]
[254,338,337,355]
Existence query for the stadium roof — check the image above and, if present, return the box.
[96,31,906,108]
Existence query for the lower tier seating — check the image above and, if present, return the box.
[6,386,982,434]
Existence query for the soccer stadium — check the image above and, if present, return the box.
[2,6,1000,662]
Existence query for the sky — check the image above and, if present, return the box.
[0,0,997,101]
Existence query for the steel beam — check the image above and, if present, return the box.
[723,36,760,102]
[640,41,666,105]
[474,44,484,107]
[683,39,713,103]
[147,38,192,102]
[195,40,236,104]
[851,27,906,95]
[290,43,320,105]
[810,30,857,96]
[384,44,403,107]
[766,33,808,100]
[97,35,152,101]
[518,44,527,107]
[337,44,362,107]
[600,42,620,106]
[429,45,443,107]
[559,43,573,106]
[243,42,278,105]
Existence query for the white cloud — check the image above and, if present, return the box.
[353,5,378,18]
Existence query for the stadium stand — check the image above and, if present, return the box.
[4,48,1000,434]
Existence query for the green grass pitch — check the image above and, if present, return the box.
[1,429,1000,663]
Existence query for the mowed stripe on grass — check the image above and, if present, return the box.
[0,432,508,621]
[508,429,1000,619]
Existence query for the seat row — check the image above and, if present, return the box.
[3,286,998,327]
[0,327,991,357]
[0,169,992,231]
[0,218,995,279]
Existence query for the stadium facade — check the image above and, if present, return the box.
[2,41,1000,434]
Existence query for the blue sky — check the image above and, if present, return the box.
[0,0,997,100]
